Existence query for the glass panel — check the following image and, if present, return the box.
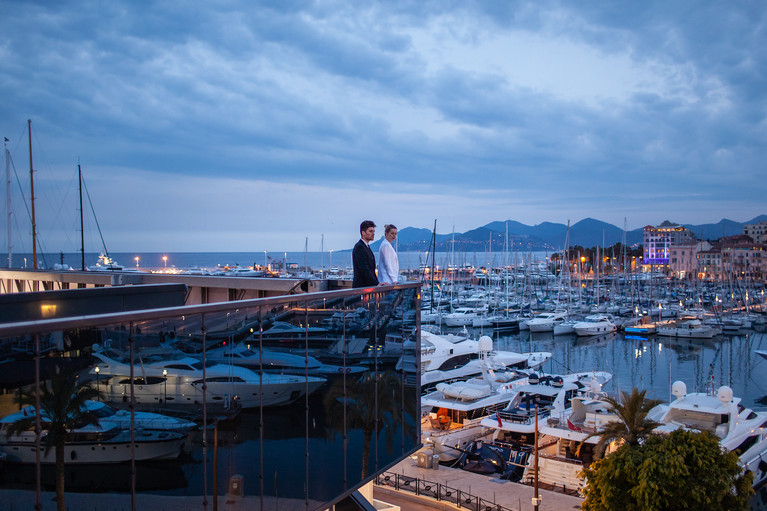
[0,284,421,509]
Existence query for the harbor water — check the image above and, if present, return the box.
[1,327,764,500]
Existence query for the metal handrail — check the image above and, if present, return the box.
[376,471,516,511]
[0,281,422,337]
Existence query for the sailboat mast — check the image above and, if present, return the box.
[5,137,10,268]
[28,120,37,269]
[78,164,85,271]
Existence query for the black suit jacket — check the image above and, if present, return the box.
[352,239,379,288]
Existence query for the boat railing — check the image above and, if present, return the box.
[498,405,553,425]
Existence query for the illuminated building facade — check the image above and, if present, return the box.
[643,221,696,265]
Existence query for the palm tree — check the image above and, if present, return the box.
[578,387,663,459]
[5,366,101,511]
[324,370,416,479]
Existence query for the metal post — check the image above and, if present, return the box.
[129,322,136,511]
[202,315,208,509]
[533,405,540,511]
[213,420,218,511]
[34,333,41,511]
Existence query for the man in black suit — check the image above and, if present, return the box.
[352,220,379,288]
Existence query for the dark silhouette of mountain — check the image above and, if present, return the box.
[370,216,764,252]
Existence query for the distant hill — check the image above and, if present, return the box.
[369,215,765,252]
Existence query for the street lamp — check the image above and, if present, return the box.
[94,366,100,401]
[134,256,140,269]
[163,256,168,268]
[163,369,167,403]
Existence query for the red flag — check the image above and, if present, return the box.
[567,418,582,432]
[496,412,503,428]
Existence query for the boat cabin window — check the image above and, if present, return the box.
[117,377,165,385]
[733,434,759,455]
[438,353,476,371]
[91,406,117,418]
[195,376,246,383]
[165,364,195,371]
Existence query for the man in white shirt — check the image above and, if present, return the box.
[378,224,399,284]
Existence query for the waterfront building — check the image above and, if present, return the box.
[669,241,711,279]
[696,235,765,281]
[744,220,767,244]
[642,221,696,266]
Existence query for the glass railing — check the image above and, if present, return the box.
[0,282,422,509]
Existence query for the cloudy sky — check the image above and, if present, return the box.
[1,1,765,253]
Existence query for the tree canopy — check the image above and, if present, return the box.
[580,429,753,511]
[578,387,662,459]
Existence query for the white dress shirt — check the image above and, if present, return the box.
[378,238,399,284]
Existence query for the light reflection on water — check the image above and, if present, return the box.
[487,328,767,410]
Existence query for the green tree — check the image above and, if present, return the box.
[579,387,662,458]
[323,370,416,479]
[581,429,753,511]
[5,366,101,511]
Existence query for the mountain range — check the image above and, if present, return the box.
[370,215,767,252]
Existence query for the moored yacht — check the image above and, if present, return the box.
[527,311,569,333]
[198,341,365,376]
[480,371,613,437]
[573,314,616,336]
[420,338,542,462]
[653,381,767,488]
[0,411,186,464]
[657,318,720,339]
[90,348,325,408]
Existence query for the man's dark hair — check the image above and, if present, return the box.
[360,220,376,233]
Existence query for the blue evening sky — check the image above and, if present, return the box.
[1,1,765,252]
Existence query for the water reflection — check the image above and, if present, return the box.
[481,328,767,408]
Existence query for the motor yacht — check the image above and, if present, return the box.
[653,380,767,488]
[0,410,186,464]
[573,314,616,336]
[480,371,613,438]
[420,338,542,462]
[197,342,366,376]
[527,311,569,333]
[83,400,198,432]
[657,318,720,339]
[400,332,551,391]
[90,348,325,408]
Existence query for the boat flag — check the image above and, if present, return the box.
[496,412,502,428]
[567,418,582,432]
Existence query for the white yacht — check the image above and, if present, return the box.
[653,381,767,488]
[398,332,551,391]
[198,342,365,376]
[444,307,486,327]
[527,311,569,333]
[420,338,541,462]
[0,410,186,464]
[573,314,616,336]
[84,400,198,432]
[480,371,613,437]
[90,349,326,408]
[524,384,652,492]
[657,318,720,339]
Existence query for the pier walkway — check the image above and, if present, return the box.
[374,454,583,511]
